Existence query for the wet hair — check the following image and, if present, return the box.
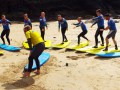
[24,25,31,31]
[96,9,102,13]
[105,13,111,17]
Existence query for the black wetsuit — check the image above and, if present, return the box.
[92,15,104,47]
[28,42,45,72]
[0,19,11,45]
[58,18,68,43]
[39,17,47,41]
[74,22,89,44]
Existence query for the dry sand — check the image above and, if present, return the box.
[0,20,120,90]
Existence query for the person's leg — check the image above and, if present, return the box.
[6,30,10,45]
[1,30,6,44]
[112,31,118,50]
[28,56,34,73]
[103,37,109,51]
[99,31,104,46]
[103,31,113,51]
[33,43,45,74]
[40,27,45,41]
[64,28,68,42]
[78,32,84,45]
[61,28,64,43]
[81,31,89,41]
[94,29,99,48]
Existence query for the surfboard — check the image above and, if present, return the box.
[52,41,71,49]
[45,40,52,48]
[0,43,21,51]
[0,51,3,55]
[22,40,52,49]
[76,45,106,53]
[24,52,50,71]
[96,52,120,58]
[87,48,120,55]
[66,41,89,50]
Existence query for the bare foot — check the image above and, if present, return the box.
[34,70,40,75]
[23,72,30,77]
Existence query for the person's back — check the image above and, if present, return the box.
[108,18,117,31]
[97,15,104,28]
[25,30,44,46]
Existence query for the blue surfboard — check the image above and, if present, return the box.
[96,52,120,58]
[0,43,21,51]
[24,52,50,71]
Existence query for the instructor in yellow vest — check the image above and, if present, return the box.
[23,25,45,77]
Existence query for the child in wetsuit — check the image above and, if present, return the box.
[39,12,48,41]
[101,13,118,51]
[58,15,68,44]
[73,17,89,45]
[0,15,11,45]
[91,9,104,48]
[24,14,32,28]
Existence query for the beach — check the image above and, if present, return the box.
[0,20,120,90]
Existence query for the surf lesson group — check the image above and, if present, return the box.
[0,9,119,77]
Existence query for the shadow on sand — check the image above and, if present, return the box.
[2,76,35,90]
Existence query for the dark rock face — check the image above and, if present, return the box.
[0,0,120,21]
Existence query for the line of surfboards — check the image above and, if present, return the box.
[22,40,120,58]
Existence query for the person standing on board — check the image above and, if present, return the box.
[0,15,11,45]
[91,9,104,48]
[58,15,68,44]
[101,13,118,51]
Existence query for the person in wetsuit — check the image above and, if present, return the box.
[58,15,68,44]
[91,9,104,48]
[39,12,48,41]
[23,25,45,77]
[101,13,118,51]
[24,14,32,28]
[73,17,89,45]
[0,15,11,45]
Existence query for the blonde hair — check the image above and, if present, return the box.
[24,25,31,31]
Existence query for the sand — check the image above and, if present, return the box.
[0,20,120,90]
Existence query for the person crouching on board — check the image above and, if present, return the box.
[58,15,68,44]
[24,14,32,28]
[100,13,118,51]
[73,17,89,45]
[0,15,11,45]
[23,25,45,77]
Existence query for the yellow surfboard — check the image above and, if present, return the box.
[87,47,120,55]
[52,41,71,49]
[76,45,110,53]
[0,51,4,55]
[66,41,89,50]
[22,40,52,49]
